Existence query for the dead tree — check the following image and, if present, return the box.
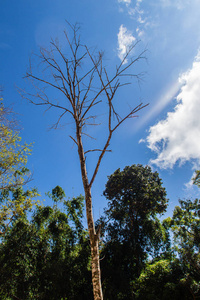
[20,23,148,300]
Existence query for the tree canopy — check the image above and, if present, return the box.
[101,164,169,299]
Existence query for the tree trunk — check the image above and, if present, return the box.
[76,125,103,300]
[90,232,103,300]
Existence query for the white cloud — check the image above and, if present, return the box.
[145,51,200,169]
[127,0,144,16]
[118,0,131,4]
[136,27,144,38]
[137,15,146,24]
[117,25,136,63]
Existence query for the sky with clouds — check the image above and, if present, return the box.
[1,0,200,218]
[146,52,200,169]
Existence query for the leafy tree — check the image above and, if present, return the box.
[170,198,200,298]
[101,164,168,299]
[0,98,38,236]
[135,259,191,300]
[20,23,148,299]
[0,187,92,299]
[0,186,39,236]
[0,98,31,191]
[192,170,200,188]
[135,197,200,300]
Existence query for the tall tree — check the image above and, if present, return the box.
[101,164,168,299]
[20,24,147,299]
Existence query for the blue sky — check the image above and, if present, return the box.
[1,0,200,221]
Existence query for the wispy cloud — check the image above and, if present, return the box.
[118,0,200,41]
[160,0,190,10]
[117,25,136,63]
[138,80,181,130]
[117,0,150,40]
[136,27,144,38]
[144,51,200,169]
[118,0,131,5]
[127,0,144,17]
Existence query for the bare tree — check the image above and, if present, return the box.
[20,23,148,300]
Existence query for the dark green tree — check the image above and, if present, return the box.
[170,198,200,299]
[134,197,200,300]
[0,186,92,299]
[101,164,168,299]
[135,258,191,300]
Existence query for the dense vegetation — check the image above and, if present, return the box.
[0,167,199,298]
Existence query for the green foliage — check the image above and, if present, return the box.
[101,164,169,299]
[2,164,200,299]
[104,164,168,217]
[0,99,32,191]
[136,194,200,300]
[65,195,84,234]
[46,185,66,204]
[171,199,200,253]
[192,170,200,188]
[0,186,39,236]
[135,259,191,300]
[170,198,200,298]
[0,187,92,300]
[0,99,37,235]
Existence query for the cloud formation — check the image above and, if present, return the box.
[117,25,136,63]
[145,51,200,169]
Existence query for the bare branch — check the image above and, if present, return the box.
[112,102,149,132]
[85,149,112,155]
[69,135,78,146]
[82,132,96,140]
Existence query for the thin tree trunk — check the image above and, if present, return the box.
[76,124,103,300]
[90,232,103,300]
